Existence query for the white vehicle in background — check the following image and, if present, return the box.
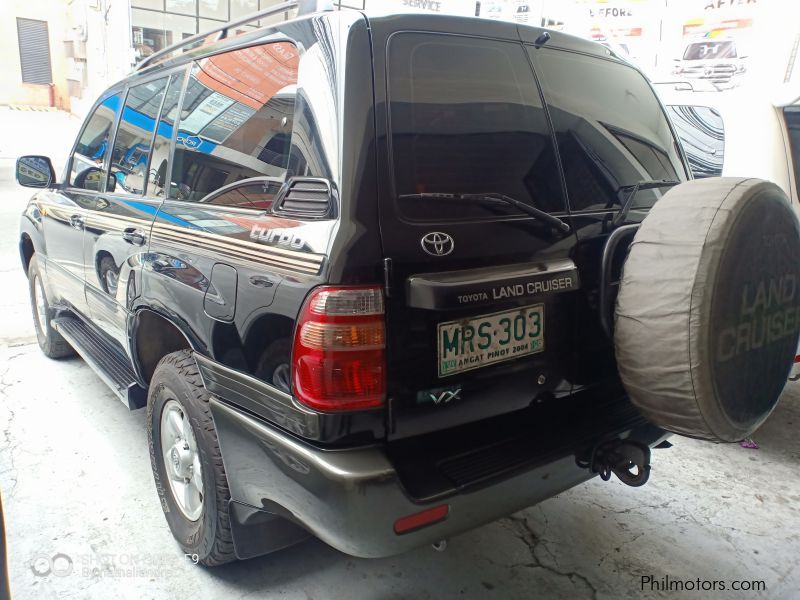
[655,82,800,379]
[672,38,747,90]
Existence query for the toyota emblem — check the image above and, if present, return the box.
[421,232,454,256]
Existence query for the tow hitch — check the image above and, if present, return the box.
[577,439,652,487]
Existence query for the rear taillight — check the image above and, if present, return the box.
[292,286,386,411]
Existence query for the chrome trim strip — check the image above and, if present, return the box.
[150,235,322,276]
[153,221,324,262]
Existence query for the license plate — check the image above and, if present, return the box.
[437,304,544,377]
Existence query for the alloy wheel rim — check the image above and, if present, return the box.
[160,399,204,521]
[33,276,48,334]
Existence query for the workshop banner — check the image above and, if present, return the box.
[669,0,760,90]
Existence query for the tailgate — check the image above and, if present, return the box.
[373,28,581,439]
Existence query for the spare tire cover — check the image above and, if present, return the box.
[615,177,800,441]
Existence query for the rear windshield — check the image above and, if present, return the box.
[666,105,724,178]
[683,41,737,60]
[529,48,685,212]
[387,33,565,221]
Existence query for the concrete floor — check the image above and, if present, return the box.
[1,108,799,599]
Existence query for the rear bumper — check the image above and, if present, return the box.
[210,397,666,559]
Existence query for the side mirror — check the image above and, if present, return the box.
[107,172,117,193]
[16,155,55,188]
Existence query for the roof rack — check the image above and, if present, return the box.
[134,0,302,72]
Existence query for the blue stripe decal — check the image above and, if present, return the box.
[121,199,200,229]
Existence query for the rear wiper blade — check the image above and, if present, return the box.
[612,179,681,228]
[399,192,571,234]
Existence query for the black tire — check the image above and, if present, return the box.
[255,339,292,393]
[146,350,236,566]
[27,256,75,359]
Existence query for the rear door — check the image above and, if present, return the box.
[46,92,122,314]
[374,30,580,439]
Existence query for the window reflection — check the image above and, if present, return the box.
[150,74,185,197]
[169,42,299,205]
[110,77,169,196]
[69,94,122,191]
[530,48,683,212]
[389,34,565,220]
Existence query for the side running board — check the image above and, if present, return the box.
[52,316,147,410]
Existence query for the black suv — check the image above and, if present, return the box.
[18,3,795,567]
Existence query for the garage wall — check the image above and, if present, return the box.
[0,0,70,110]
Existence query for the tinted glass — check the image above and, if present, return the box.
[149,74,185,197]
[195,178,283,210]
[530,48,683,212]
[169,42,299,205]
[666,105,724,178]
[388,33,565,221]
[70,94,122,191]
[784,107,800,198]
[110,77,169,195]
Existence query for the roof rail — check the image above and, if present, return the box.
[134,0,301,72]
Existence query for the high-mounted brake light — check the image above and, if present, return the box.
[292,286,386,411]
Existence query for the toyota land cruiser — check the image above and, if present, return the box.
[16,2,799,566]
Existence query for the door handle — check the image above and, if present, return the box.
[69,214,85,230]
[122,228,147,246]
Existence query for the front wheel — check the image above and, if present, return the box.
[146,350,235,566]
[27,256,74,358]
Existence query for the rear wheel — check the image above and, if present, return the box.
[146,350,235,566]
[27,256,74,359]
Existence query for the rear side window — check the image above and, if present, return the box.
[69,94,122,191]
[388,33,565,221]
[168,42,299,207]
[110,77,169,195]
[529,48,684,212]
[666,105,724,178]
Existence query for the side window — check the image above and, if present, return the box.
[665,105,724,179]
[69,94,122,191]
[149,74,185,197]
[388,33,565,220]
[529,48,685,212]
[110,77,169,195]
[169,42,299,207]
